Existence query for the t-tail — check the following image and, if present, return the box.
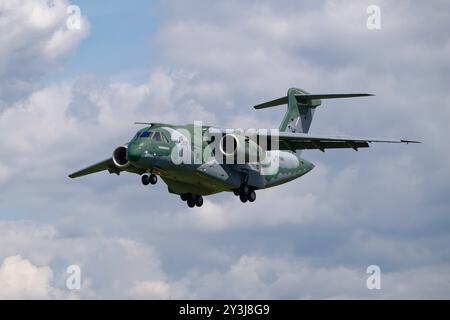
[254,87,373,133]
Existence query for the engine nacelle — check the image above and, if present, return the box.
[112,145,130,168]
[218,134,266,163]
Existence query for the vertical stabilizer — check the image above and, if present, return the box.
[279,88,320,133]
[253,88,372,134]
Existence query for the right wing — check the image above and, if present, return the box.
[208,128,419,152]
[68,158,121,178]
[276,132,419,152]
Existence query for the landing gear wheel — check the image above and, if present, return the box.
[149,174,158,185]
[141,175,149,185]
[239,194,248,203]
[180,194,189,201]
[233,189,240,196]
[248,190,256,202]
[195,195,203,207]
[187,198,196,208]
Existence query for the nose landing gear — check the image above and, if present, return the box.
[141,173,158,186]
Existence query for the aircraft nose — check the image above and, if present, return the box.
[301,159,315,172]
[307,161,315,172]
[126,142,141,162]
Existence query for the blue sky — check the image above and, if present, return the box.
[55,0,160,80]
[0,0,449,299]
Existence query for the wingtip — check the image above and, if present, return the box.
[401,139,421,144]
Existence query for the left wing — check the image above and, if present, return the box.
[69,158,121,178]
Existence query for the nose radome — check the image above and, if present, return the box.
[301,159,315,172]
[126,143,141,162]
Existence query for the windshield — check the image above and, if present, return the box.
[139,131,153,138]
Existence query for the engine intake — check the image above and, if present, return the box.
[218,134,265,163]
[112,145,130,168]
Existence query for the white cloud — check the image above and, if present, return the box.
[0,0,89,105]
[128,281,171,299]
[1,221,448,299]
[0,221,171,299]
[168,254,450,299]
[0,255,61,299]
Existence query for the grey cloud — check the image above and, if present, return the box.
[1,221,448,299]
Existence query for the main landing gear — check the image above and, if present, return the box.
[141,173,157,185]
[180,193,203,208]
[233,185,256,203]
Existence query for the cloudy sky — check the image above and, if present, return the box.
[0,0,449,299]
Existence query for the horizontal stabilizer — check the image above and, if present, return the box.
[295,93,373,101]
[254,96,289,109]
[254,93,373,109]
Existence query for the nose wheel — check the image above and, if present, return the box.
[141,174,157,185]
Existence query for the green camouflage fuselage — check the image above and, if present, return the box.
[125,123,314,196]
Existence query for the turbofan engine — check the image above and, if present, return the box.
[112,145,130,168]
[218,134,266,163]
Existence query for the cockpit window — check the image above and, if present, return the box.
[152,132,161,142]
[140,131,153,138]
[132,132,140,140]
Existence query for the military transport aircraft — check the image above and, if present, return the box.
[69,88,418,208]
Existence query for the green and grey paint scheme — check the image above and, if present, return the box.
[69,87,419,207]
